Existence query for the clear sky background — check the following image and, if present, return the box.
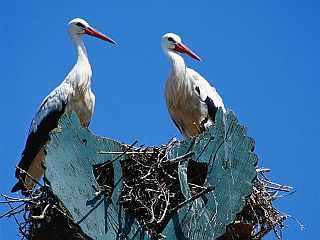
[0,1,319,239]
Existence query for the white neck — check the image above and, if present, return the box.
[66,32,92,90]
[164,48,186,77]
[69,33,89,64]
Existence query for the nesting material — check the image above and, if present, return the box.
[1,144,293,240]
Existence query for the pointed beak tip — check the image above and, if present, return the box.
[190,54,202,62]
[175,42,202,62]
[85,26,116,45]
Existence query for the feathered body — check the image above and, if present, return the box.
[12,18,115,195]
[162,33,225,138]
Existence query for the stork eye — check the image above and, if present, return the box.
[75,22,85,28]
[168,37,174,42]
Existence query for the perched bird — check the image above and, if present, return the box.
[12,18,116,195]
[162,33,226,138]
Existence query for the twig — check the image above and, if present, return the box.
[98,140,138,167]
[98,151,154,155]
[162,151,195,164]
[0,194,38,204]
[260,177,293,190]
[188,182,208,190]
[277,211,306,231]
[30,204,50,220]
[273,227,283,240]
[156,187,170,224]
[0,202,25,219]
[4,197,28,237]
[265,185,292,193]
[271,190,297,200]
[15,166,44,187]
[256,168,271,173]
[171,185,215,213]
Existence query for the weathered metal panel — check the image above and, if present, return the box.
[44,109,257,239]
[44,112,148,239]
[162,109,257,239]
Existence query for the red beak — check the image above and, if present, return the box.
[174,42,202,61]
[85,26,116,44]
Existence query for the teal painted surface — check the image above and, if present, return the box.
[44,112,148,240]
[44,109,257,239]
[162,109,257,239]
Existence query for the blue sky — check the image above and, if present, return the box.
[1,1,319,239]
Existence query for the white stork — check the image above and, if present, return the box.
[162,33,226,138]
[12,18,116,195]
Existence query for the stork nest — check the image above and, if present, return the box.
[1,142,296,240]
[0,187,88,240]
[218,169,294,240]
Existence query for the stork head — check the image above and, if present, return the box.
[67,18,116,44]
[161,33,201,61]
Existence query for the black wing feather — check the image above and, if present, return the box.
[195,86,218,123]
[12,101,67,193]
[204,96,218,123]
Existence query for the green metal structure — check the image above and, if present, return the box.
[43,109,257,239]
